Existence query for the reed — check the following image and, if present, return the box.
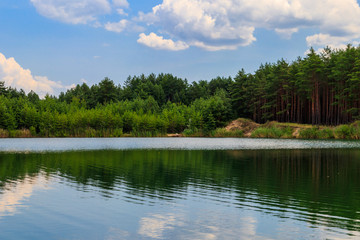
[251,127,293,138]
[8,129,32,138]
[211,128,244,137]
[0,129,9,138]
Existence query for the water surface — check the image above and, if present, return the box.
[0,139,359,239]
[1,137,360,152]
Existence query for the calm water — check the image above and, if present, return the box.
[0,139,359,239]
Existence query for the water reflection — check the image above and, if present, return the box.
[0,174,51,218]
[138,213,184,239]
[0,149,359,239]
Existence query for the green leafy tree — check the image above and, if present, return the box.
[98,77,118,104]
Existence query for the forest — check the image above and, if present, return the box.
[1,45,360,137]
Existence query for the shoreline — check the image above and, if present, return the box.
[1,118,360,140]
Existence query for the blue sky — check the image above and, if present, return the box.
[1,0,360,96]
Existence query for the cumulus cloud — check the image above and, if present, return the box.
[112,0,128,8]
[112,0,129,16]
[275,28,299,40]
[136,0,360,51]
[104,19,129,33]
[116,8,128,16]
[30,0,111,24]
[137,32,189,51]
[306,34,358,50]
[0,53,70,97]
[29,0,360,51]
[104,19,144,33]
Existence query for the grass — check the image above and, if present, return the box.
[0,129,9,138]
[297,125,360,139]
[319,128,335,139]
[130,130,165,137]
[8,129,32,138]
[182,128,205,137]
[334,125,360,139]
[182,128,244,137]
[211,128,244,137]
[251,126,293,138]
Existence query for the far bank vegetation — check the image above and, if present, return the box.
[2,45,360,139]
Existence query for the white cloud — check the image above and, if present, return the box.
[116,8,128,16]
[29,0,360,51]
[275,28,299,40]
[306,34,350,50]
[137,32,189,51]
[104,19,129,33]
[30,0,111,24]
[0,53,70,97]
[104,19,144,33]
[137,0,360,51]
[305,33,360,54]
[112,0,128,8]
[112,0,129,16]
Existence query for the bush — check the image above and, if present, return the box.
[0,129,9,138]
[318,128,335,139]
[334,125,359,139]
[112,128,123,137]
[183,128,195,136]
[8,129,31,138]
[299,127,320,139]
[85,128,96,137]
[130,130,162,137]
[251,127,292,138]
[29,126,37,137]
[212,128,243,137]
[251,127,268,138]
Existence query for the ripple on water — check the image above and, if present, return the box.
[1,138,360,152]
[1,147,359,240]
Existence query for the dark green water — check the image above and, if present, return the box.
[0,148,360,239]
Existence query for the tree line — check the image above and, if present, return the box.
[0,76,233,137]
[233,45,360,125]
[1,45,360,136]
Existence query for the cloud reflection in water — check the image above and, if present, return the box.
[0,173,52,218]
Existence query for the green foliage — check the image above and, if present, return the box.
[182,128,196,136]
[212,128,243,138]
[29,126,37,136]
[318,128,335,139]
[298,127,336,139]
[0,81,8,96]
[98,77,118,104]
[0,80,234,137]
[8,129,32,138]
[334,125,360,139]
[299,127,321,139]
[251,127,293,138]
[0,129,9,138]
[3,45,360,137]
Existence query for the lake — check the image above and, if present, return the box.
[0,138,359,239]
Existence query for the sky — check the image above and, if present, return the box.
[1,0,360,97]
